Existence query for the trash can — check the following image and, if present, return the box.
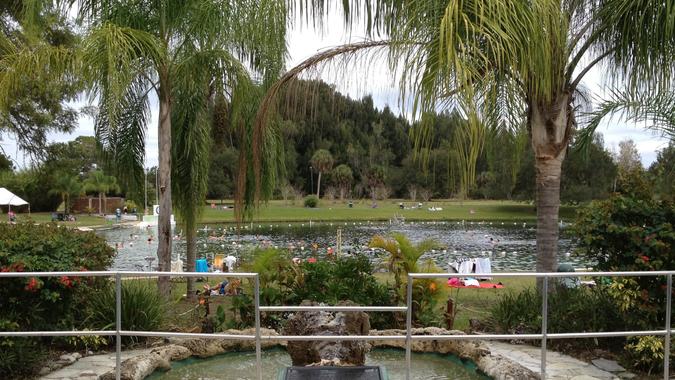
[196,259,208,273]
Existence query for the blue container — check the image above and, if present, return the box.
[195,259,208,273]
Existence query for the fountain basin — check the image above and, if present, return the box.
[104,328,537,380]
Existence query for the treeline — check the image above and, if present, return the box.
[206,79,627,204]
[2,80,672,211]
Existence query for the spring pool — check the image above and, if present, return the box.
[145,347,491,380]
[100,220,586,272]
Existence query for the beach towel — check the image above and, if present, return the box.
[447,280,504,289]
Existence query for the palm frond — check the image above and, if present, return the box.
[79,22,162,133]
[93,75,149,196]
[577,88,675,153]
[595,0,675,91]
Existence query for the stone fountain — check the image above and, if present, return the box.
[280,300,382,378]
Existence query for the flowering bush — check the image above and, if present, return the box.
[573,195,675,372]
[0,223,114,377]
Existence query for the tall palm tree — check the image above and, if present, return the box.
[77,0,288,297]
[310,149,334,198]
[83,170,119,214]
[49,174,83,214]
[254,1,675,279]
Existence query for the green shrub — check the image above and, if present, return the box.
[573,195,675,371]
[486,286,625,350]
[86,281,164,344]
[304,195,319,208]
[290,255,395,328]
[0,223,114,378]
[0,336,45,379]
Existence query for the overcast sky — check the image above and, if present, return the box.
[1,14,670,169]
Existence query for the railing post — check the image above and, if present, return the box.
[541,275,548,380]
[405,274,413,380]
[115,272,121,380]
[254,274,262,380]
[665,274,672,380]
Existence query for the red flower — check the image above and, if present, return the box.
[59,276,73,288]
[307,257,317,263]
[25,277,40,292]
[641,255,650,263]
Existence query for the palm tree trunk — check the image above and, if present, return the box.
[186,227,196,300]
[157,81,173,299]
[529,95,571,289]
[316,171,322,198]
[339,187,345,202]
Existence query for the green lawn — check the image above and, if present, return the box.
[373,273,535,331]
[6,199,577,228]
[201,199,577,223]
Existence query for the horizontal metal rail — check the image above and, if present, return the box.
[0,330,116,337]
[413,271,675,278]
[0,271,259,278]
[259,306,407,312]
[2,270,673,380]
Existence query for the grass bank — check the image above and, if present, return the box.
[9,200,577,227]
[202,199,577,223]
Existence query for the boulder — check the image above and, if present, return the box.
[99,345,190,380]
[167,327,282,355]
[283,300,370,366]
[369,327,539,380]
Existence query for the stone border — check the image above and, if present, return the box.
[95,327,538,380]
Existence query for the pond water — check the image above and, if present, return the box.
[100,220,589,272]
[145,347,491,380]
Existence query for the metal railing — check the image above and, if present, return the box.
[0,270,672,380]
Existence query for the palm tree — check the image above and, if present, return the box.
[365,165,385,202]
[77,0,288,297]
[49,174,83,214]
[83,170,120,214]
[369,233,438,304]
[332,164,353,201]
[310,149,334,198]
[254,1,675,279]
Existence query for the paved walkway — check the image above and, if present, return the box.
[485,341,628,380]
[42,343,633,380]
[40,349,153,380]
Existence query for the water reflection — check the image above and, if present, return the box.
[100,220,588,271]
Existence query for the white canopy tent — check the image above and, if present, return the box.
[0,187,30,214]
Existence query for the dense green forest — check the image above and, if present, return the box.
[207,79,623,203]
[2,80,673,211]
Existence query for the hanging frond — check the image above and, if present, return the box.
[79,22,162,134]
[595,0,675,92]
[93,75,149,196]
[577,88,675,153]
